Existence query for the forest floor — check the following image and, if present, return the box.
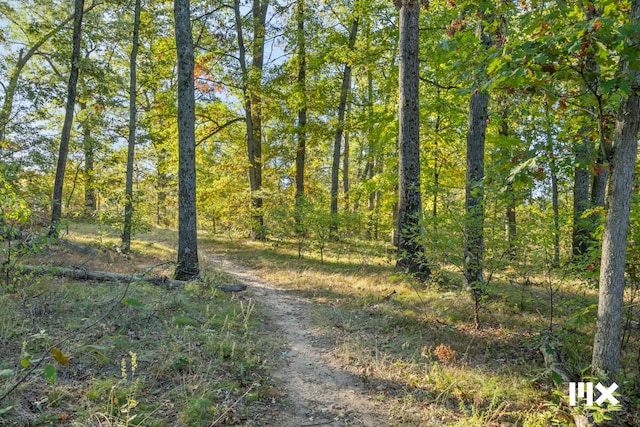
[205,251,388,426]
[0,223,638,426]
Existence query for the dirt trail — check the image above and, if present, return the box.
[206,253,388,427]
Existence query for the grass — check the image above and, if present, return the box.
[0,223,283,427]
[202,234,640,426]
[1,222,638,426]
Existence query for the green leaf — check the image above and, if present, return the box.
[551,370,564,386]
[51,348,69,366]
[0,369,14,378]
[0,406,13,416]
[123,298,144,307]
[43,364,57,384]
[21,355,32,368]
[601,78,617,95]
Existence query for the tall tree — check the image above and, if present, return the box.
[591,0,640,377]
[573,1,606,260]
[294,0,307,229]
[572,126,593,259]
[78,101,97,213]
[122,0,142,253]
[0,1,98,143]
[173,0,199,280]
[233,0,269,240]
[49,0,86,237]
[329,18,358,238]
[464,21,491,326]
[395,0,428,278]
[464,86,489,326]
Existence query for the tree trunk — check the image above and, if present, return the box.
[572,129,592,259]
[395,0,428,278]
[0,2,99,142]
[234,0,269,240]
[155,143,170,226]
[14,264,187,289]
[248,0,268,240]
[499,113,516,257]
[294,0,307,231]
[122,0,142,253]
[592,0,640,376]
[49,0,85,237]
[330,18,358,239]
[79,101,96,214]
[550,150,560,267]
[343,100,351,209]
[464,90,488,310]
[173,0,199,280]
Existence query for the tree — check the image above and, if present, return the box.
[294,0,308,230]
[233,0,269,240]
[591,0,640,377]
[329,18,358,239]
[464,14,492,326]
[173,0,199,280]
[395,0,428,278]
[122,0,142,253]
[49,0,86,237]
[0,1,98,143]
[464,86,489,325]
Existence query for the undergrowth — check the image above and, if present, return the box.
[0,223,281,427]
[203,234,640,426]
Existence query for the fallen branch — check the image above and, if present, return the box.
[11,264,187,288]
[539,338,572,383]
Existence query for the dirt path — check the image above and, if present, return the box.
[205,253,388,427]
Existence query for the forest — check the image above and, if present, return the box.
[1,0,640,425]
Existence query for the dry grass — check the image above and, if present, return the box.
[2,223,638,426]
[0,223,284,427]
[202,234,639,426]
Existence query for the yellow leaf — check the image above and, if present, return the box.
[51,348,69,366]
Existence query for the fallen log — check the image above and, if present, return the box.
[11,264,187,289]
[539,338,572,383]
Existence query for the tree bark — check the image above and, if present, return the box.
[49,0,85,237]
[572,129,592,259]
[499,113,516,257]
[122,0,142,253]
[592,0,640,377]
[550,150,560,267]
[79,101,96,214]
[464,90,488,300]
[234,0,269,240]
[173,0,199,280]
[330,18,358,239]
[395,0,428,278]
[294,0,307,230]
[343,99,351,209]
[13,264,187,289]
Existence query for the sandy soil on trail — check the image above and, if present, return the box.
[206,253,389,427]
